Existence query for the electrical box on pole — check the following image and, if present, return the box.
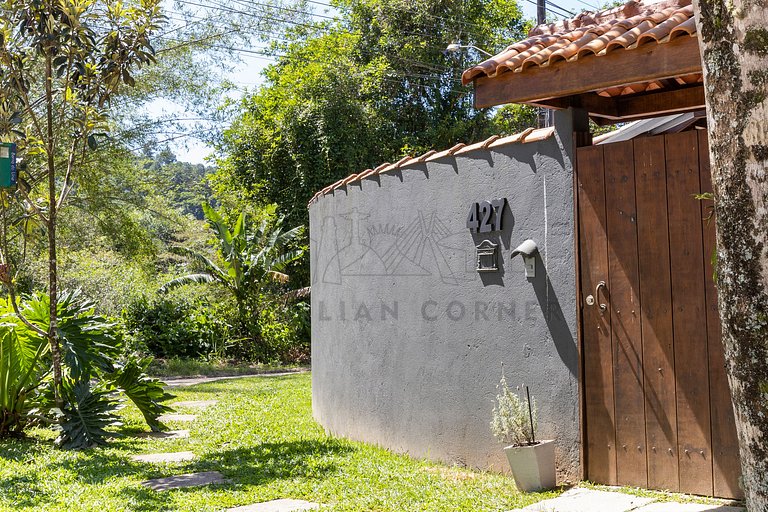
[0,143,17,188]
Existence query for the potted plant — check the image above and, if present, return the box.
[490,374,556,491]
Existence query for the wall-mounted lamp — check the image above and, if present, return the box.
[445,43,493,58]
[511,239,538,278]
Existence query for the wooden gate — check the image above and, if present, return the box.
[576,131,742,498]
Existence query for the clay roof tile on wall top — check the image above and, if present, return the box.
[307,127,555,208]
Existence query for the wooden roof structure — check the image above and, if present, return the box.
[462,0,704,124]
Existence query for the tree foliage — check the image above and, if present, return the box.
[213,0,533,230]
[0,0,164,409]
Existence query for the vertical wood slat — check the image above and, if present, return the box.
[665,131,713,497]
[604,141,648,487]
[577,145,617,485]
[698,131,743,499]
[634,136,680,492]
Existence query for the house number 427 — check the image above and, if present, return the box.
[466,198,507,233]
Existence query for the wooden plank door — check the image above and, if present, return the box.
[576,131,742,499]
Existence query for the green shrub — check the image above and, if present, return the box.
[122,295,230,359]
[0,291,173,447]
[258,300,310,364]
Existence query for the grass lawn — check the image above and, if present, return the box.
[0,373,560,511]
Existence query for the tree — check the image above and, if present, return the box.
[161,203,304,356]
[213,0,533,230]
[0,0,163,408]
[692,1,768,508]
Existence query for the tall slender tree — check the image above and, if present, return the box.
[0,0,163,406]
[692,1,768,508]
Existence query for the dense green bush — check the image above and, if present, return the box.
[259,300,310,364]
[122,295,231,359]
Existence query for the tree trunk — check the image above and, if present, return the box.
[692,1,768,508]
[44,47,63,410]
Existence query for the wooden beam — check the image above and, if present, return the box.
[536,85,705,122]
[473,36,702,109]
[615,84,704,118]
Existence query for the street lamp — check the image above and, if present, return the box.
[445,43,493,58]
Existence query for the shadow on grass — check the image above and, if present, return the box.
[0,435,49,462]
[117,438,352,511]
[194,438,352,484]
[0,448,149,509]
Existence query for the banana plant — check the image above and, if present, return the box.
[161,203,304,334]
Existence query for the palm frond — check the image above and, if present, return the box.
[280,286,311,301]
[203,202,233,254]
[159,273,218,293]
[269,249,304,273]
[169,246,227,278]
[275,224,303,248]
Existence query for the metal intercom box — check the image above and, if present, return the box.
[0,143,17,188]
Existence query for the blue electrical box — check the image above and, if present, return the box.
[0,143,17,188]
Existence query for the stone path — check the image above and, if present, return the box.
[157,413,197,422]
[141,471,229,491]
[507,488,745,512]
[132,451,196,463]
[134,429,190,439]
[226,499,322,512]
[172,399,218,408]
[163,369,308,388]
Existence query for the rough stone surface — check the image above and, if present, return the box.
[131,451,196,463]
[309,109,585,480]
[634,503,745,512]
[157,414,197,422]
[141,471,228,491]
[227,499,321,512]
[172,400,218,408]
[133,430,190,439]
[506,488,655,512]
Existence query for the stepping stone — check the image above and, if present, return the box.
[227,499,322,512]
[157,414,197,422]
[635,503,745,512]
[141,471,228,491]
[172,400,218,409]
[507,488,655,512]
[134,430,190,439]
[132,451,196,463]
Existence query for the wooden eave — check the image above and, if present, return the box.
[472,35,704,123]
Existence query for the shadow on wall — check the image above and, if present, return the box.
[532,252,578,378]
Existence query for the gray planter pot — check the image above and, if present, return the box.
[503,439,556,492]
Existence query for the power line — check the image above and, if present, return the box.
[545,0,576,17]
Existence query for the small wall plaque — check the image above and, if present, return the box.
[476,240,499,272]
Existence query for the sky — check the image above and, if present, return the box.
[162,0,600,164]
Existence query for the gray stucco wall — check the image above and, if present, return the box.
[309,110,583,482]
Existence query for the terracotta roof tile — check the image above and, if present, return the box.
[358,168,377,179]
[309,128,555,207]
[462,0,697,86]
[425,143,466,162]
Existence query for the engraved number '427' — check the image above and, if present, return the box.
[466,198,506,233]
